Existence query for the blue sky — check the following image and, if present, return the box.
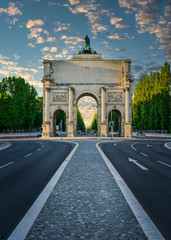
[0,0,171,96]
[0,0,171,124]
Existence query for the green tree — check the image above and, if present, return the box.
[132,62,171,131]
[91,113,97,131]
[0,76,38,130]
[77,108,85,131]
[56,110,66,131]
[108,111,119,131]
[34,97,43,128]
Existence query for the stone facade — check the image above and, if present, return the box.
[42,54,133,137]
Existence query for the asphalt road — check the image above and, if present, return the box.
[0,140,74,240]
[100,140,171,240]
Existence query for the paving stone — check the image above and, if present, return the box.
[25,141,147,240]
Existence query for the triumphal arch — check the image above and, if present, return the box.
[42,36,133,137]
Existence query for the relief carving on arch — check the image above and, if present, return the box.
[52,93,67,103]
[107,92,122,102]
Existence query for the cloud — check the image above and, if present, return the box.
[165,5,171,18]
[50,47,57,52]
[27,27,43,39]
[54,21,70,33]
[9,18,18,24]
[0,2,22,16]
[107,34,123,40]
[43,53,63,60]
[28,43,35,48]
[115,23,129,29]
[68,0,80,5]
[42,47,49,52]
[36,36,45,44]
[61,35,82,45]
[110,17,122,25]
[26,19,44,29]
[47,37,56,42]
[64,2,108,35]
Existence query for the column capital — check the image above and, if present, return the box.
[124,87,130,91]
[101,87,106,92]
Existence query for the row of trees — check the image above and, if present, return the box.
[132,62,171,131]
[0,77,43,130]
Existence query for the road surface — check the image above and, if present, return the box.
[100,140,171,240]
[0,140,74,240]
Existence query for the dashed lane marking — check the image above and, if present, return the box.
[24,153,33,158]
[158,160,171,168]
[37,148,41,151]
[0,161,14,169]
[140,152,148,157]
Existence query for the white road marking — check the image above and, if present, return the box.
[8,141,79,240]
[140,153,148,157]
[114,143,117,146]
[158,160,171,168]
[129,158,149,170]
[97,143,164,240]
[24,153,33,158]
[131,143,137,151]
[37,148,41,151]
[147,145,152,147]
[0,161,14,169]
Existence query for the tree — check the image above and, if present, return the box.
[34,97,43,128]
[132,62,171,131]
[91,113,97,131]
[56,110,66,131]
[0,76,38,130]
[77,108,85,131]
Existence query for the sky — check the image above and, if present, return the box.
[0,0,171,126]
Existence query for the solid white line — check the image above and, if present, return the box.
[131,143,137,151]
[96,143,164,240]
[8,142,78,240]
[0,161,14,169]
[140,152,148,157]
[24,153,32,158]
[37,148,41,151]
[158,160,171,168]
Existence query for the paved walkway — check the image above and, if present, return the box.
[16,141,148,240]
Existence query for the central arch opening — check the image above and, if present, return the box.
[77,93,98,136]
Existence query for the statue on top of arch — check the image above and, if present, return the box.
[78,35,97,54]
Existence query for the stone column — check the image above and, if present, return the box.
[101,87,105,123]
[43,87,51,137]
[125,87,129,123]
[68,87,73,123]
[67,87,74,137]
[100,87,107,137]
[124,87,132,137]
[45,88,50,122]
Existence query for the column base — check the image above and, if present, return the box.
[67,122,74,137]
[125,122,132,138]
[100,123,107,137]
[42,121,51,137]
